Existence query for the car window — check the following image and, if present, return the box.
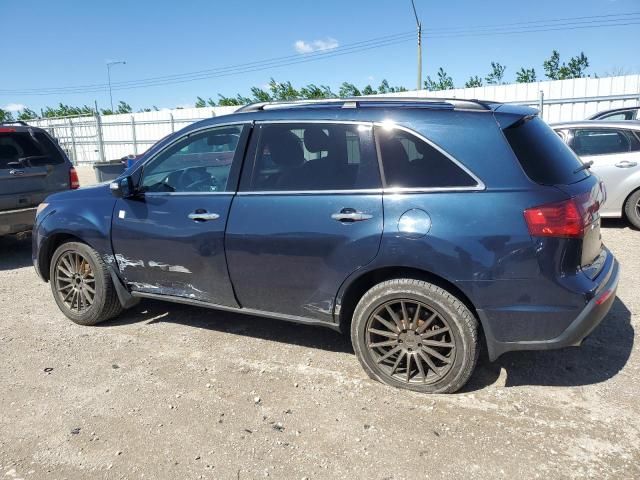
[0,131,65,170]
[246,123,380,191]
[572,129,640,156]
[504,116,589,185]
[140,125,244,193]
[600,111,635,121]
[375,126,478,189]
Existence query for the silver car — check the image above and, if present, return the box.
[551,120,640,229]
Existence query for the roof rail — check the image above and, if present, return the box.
[235,97,497,113]
[0,120,29,126]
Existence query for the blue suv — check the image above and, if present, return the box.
[32,98,619,393]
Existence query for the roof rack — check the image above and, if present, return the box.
[235,97,497,113]
[0,120,29,126]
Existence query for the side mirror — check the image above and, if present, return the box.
[109,175,135,198]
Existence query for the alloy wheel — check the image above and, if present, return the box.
[365,299,456,384]
[54,251,96,313]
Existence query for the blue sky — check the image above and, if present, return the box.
[1,0,638,113]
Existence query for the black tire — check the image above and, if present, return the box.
[351,279,479,394]
[624,189,640,230]
[49,241,123,325]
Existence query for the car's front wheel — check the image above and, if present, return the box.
[624,189,640,230]
[50,241,123,325]
[351,279,479,394]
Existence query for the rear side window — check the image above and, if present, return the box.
[375,127,478,189]
[503,116,589,185]
[0,131,65,169]
[599,111,635,121]
[245,123,380,191]
[571,129,640,156]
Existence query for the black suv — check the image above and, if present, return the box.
[0,122,78,236]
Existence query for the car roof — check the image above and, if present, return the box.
[550,120,640,130]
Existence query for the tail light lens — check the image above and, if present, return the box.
[524,197,589,238]
[69,167,80,189]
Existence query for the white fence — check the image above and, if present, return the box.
[27,75,640,164]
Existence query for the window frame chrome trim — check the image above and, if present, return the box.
[134,121,252,195]
[373,122,486,191]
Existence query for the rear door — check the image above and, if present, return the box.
[225,121,383,323]
[0,128,69,211]
[110,123,250,305]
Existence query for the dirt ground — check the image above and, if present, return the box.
[0,211,638,479]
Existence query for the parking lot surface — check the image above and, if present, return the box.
[0,220,638,479]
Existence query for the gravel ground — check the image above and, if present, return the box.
[0,218,638,479]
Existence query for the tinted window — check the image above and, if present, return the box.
[141,125,243,193]
[503,116,589,185]
[247,123,380,191]
[376,127,478,188]
[0,131,64,169]
[572,129,640,156]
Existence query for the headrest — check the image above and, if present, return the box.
[303,127,330,153]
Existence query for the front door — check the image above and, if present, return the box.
[225,121,383,323]
[111,123,249,305]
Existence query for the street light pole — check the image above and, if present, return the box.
[411,0,422,91]
[106,61,126,112]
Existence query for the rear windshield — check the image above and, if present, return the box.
[503,116,590,185]
[0,131,65,170]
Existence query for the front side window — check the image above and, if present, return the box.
[140,125,244,193]
[376,127,478,189]
[246,123,380,191]
[572,129,640,156]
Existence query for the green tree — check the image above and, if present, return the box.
[195,96,206,108]
[464,76,483,88]
[338,82,361,97]
[299,84,334,99]
[115,101,132,114]
[0,109,14,122]
[217,95,245,106]
[424,67,454,91]
[543,50,589,80]
[206,98,216,107]
[377,79,407,94]
[17,108,38,120]
[268,78,300,101]
[516,68,537,83]
[485,62,506,85]
[362,85,377,96]
[250,87,273,102]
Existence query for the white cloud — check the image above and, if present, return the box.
[294,37,339,54]
[3,103,26,112]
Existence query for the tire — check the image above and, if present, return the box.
[624,189,640,230]
[49,241,123,325]
[351,279,479,394]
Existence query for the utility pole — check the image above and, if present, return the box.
[411,0,422,91]
[106,60,126,113]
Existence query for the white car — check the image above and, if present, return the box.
[552,120,640,229]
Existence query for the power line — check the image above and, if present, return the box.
[2,13,638,96]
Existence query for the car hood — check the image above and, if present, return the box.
[46,183,112,203]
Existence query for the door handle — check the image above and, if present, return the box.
[615,161,638,168]
[331,208,373,222]
[188,210,220,221]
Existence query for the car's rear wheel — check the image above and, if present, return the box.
[351,279,479,394]
[50,241,122,325]
[624,189,640,230]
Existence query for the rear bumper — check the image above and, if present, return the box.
[480,254,620,361]
[0,207,36,236]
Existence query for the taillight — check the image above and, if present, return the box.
[0,127,16,133]
[524,198,587,238]
[69,167,80,189]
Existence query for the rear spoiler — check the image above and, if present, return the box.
[493,104,539,129]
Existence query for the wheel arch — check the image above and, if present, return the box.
[336,266,480,335]
[39,233,94,281]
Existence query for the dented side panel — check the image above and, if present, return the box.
[110,193,238,306]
